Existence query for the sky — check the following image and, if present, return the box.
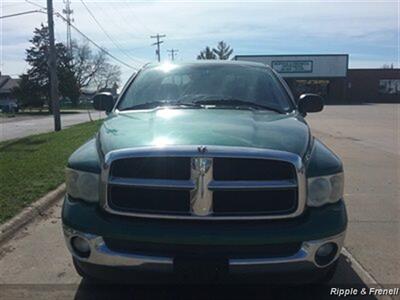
[1,0,399,85]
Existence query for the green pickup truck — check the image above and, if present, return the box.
[62,61,346,284]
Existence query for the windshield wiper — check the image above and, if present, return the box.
[119,98,283,113]
[119,100,201,111]
[193,98,283,113]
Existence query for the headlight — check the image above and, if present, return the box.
[307,173,344,207]
[65,168,100,203]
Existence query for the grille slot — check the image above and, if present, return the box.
[108,186,190,214]
[213,158,295,181]
[213,189,297,215]
[103,238,302,259]
[111,157,191,180]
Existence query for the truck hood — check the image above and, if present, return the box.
[98,108,311,157]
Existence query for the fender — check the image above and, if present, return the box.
[306,139,343,177]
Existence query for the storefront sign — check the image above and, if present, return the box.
[272,60,313,73]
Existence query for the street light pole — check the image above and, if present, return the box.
[47,0,61,131]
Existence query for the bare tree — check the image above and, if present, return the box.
[94,64,121,90]
[71,41,121,91]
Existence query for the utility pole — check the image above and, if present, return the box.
[167,49,178,61]
[62,0,74,55]
[47,0,61,131]
[150,34,166,62]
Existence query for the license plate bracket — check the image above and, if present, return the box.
[174,256,228,279]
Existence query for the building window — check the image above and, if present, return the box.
[293,80,329,97]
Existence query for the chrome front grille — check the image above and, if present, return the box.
[100,146,306,220]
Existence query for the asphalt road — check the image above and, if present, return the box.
[0,104,399,299]
[0,110,105,142]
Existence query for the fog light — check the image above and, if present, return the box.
[315,242,338,266]
[71,236,91,258]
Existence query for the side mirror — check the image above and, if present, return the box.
[93,92,115,112]
[298,93,324,115]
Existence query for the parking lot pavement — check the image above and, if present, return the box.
[307,104,400,287]
[0,111,105,142]
[0,104,398,298]
[307,103,399,156]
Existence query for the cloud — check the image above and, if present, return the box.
[1,0,398,83]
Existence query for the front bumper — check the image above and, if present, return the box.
[62,196,347,279]
[64,225,345,274]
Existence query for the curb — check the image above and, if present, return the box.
[342,247,391,300]
[0,183,66,245]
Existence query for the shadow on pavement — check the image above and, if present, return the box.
[74,255,378,300]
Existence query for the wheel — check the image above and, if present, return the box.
[316,260,339,283]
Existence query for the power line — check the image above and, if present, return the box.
[79,0,144,65]
[107,4,152,42]
[25,0,46,10]
[120,2,155,35]
[167,49,179,61]
[93,2,151,49]
[0,10,44,19]
[54,12,139,70]
[24,0,145,69]
[151,34,166,62]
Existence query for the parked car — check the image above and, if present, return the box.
[63,61,346,283]
[1,102,19,113]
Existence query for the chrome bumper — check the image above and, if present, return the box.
[63,225,345,273]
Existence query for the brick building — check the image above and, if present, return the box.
[233,55,400,104]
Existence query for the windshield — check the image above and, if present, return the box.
[117,63,293,112]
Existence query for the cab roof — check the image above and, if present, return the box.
[143,60,270,70]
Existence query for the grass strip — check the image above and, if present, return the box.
[0,120,102,224]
